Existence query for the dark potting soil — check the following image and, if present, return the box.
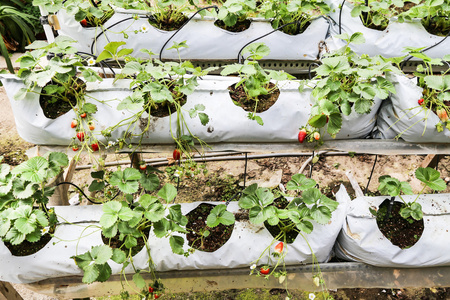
[375,199,424,249]
[148,12,188,31]
[214,19,251,32]
[186,203,234,252]
[264,197,299,244]
[4,233,53,256]
[228,82,280,113]
[102,226,151,257]
[39,79,85,119]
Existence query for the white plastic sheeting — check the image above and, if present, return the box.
[0,74,380,146]
[375,74,450,143]
[326,0,450,59]
[147,187,349,272]
[335,192,450,267]
[56,8,329,60]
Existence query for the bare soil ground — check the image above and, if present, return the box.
[1,60,450,300]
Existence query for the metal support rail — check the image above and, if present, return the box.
[23,262,450,298]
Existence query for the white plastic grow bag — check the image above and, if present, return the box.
[375,74,450,143]
[335,192,450,268]
[0,74,134,146]
[0,205,152,284]
[55,8,329,60]
[148,186,350,272]
[326,0,450,59]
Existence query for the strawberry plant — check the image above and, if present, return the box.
[349,0,416,31]
[239,173,338,298]
[261,0,330,35]
[376,167,446,221]
[221,42,294,125]
[0,152,68,252]
[215,0,257,32]
[102,41,215,165]
[299,32,400,143]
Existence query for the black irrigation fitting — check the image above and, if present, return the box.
[40,16,50,26]
[225,191,242,206]
[90,16,138,54]
[364,154,378,196]
[76,51,116,76]
[308,62,320,79]
[383,196,396,223]
[159,5,219,61]
[237,20,302,64]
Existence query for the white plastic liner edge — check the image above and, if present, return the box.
[335,192,450,267]
[375,73,450,143]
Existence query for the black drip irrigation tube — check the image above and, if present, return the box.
[56,152,139,205]
[159,6,219,61]
[236,19,328,64]
[76,51,116,77]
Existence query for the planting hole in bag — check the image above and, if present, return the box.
[39,79,85,119]
[374,198,424,249]
[185,203,234,252]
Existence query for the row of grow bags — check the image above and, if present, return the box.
[47,2,450,60]
[1,73,448,146]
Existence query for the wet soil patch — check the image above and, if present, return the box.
[186,203,234,252]
[40,79,85,119]
[376,199,424,249]
[228,82,280,113]
[214,19,251,32]
[4,232,53,256]
[264,197,299,244]
[102,226,151,257]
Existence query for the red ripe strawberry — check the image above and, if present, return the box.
[298,129,307,143]
[71,120,77,128]
[80,19,88,27]
[91,143,99,152]
[437,108,449,122]
[313,132,321,141]
[76,132,85,141]
[154,294,160,299]
[72,146,79,151]
[260,266,270,275]
[139,164,147,170]
[173,149,181,160]
[80,112,87,118]
[418,98,424,105]
[149,287,154,293]
[274,242,283,254]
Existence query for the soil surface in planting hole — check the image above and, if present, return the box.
[264,197,299,244]
[4,232,53,256]
[228,82,280,113]
[214,19,251,32]
[102,226,151,257]
[147,84,187,118]
[39,79,85,119]
[376,199,424,249]
[186,203,234,252]
[148,12,188,31]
